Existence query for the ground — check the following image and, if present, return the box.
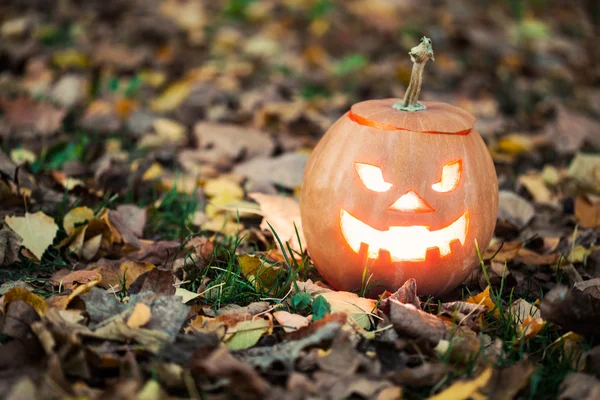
[0,0,599,399]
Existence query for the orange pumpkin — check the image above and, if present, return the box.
[301,38,498,296]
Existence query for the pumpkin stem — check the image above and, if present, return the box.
[393,37,435,112]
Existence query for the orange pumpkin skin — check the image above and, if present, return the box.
[301,99,498,296]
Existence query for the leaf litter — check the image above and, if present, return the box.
[0,1,598,399]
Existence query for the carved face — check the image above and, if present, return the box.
[341,160,468,262]
[300,99,498,296]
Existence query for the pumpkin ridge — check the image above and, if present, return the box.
[348,109,471,135]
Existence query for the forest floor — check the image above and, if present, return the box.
[0,1,599,399]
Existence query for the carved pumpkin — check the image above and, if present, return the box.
[300,38,498,295]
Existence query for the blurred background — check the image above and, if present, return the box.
[0,0,598,236]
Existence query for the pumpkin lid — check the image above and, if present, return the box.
[349,99,475,135]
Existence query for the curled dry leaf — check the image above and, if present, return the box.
[273,311,310,332]
[389,299,447,345]
[5,211,59,260]
[2,287,48,317]
[126,303,152,328]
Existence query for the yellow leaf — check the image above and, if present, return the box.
[226,318,271,350]
[142,163,165,181]
[127,303,152,328]
[52,49,89,69]
[428,367,493,400]
[10,148,36,165]
[466,286,499,319]
[150,81,191,113]
[568,245,592,263]
[496,134,533,156]
[204,178,244,200]
[238,254,284,291]
[174,287,201,304]
[63,207,95,236]
[3,287,48,317]
[5,211,58,260]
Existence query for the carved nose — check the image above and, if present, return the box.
[389,191,434,213]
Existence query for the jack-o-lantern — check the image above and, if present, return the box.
[301,38,498,296]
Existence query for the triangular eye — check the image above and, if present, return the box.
[355,163,393,192]
[432,160,462,192]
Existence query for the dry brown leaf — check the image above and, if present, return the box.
[575,195,600,228]
[51,270,102,291]
[249,193,305,255]
[0,96,66,137]
[0,225,22,265]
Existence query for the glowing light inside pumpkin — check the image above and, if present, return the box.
[355,163,393,192]
[340,210,469,261]
[432,160,462,192]
[389,191,434,213]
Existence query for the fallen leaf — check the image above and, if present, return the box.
[127,302,152,328]
[5,211,59,260]
[497,191,535,231]
[559,373,600,400]
[239,254,284,291]
[567,153,600,194]
[116,205,147,238]
[249,193,305,254]
[273,311,310,333]
[0,225,22,265]
[63,207,94,237]
[234,152,308,190]
[466,286,499,318]
[390,299,447,345]
[51,270,102,291]
[191,122,274,169]
[128,268,175,296]
[2,287,48,317]
[226,318,272,350]
[575,195,600,228]
[508,299,546,339]
[519,173,557,205]
[545,105,600,155]
[429,367,492,400]
[192,346,270,398]
[150,81,192,113]
[540,283,600,337]
[0,96,66,137]
[174,287,201,304]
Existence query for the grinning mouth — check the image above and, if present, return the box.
[340,210,469,262]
